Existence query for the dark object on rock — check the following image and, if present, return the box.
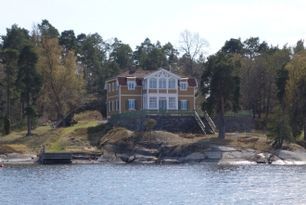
[118,154,136,163]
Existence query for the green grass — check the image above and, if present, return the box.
[0,120,108,154]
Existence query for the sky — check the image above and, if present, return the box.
[1,0,306,54]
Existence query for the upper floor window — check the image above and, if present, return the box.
[159,78,167,89]
[149,78,157,89]
[180,82,188,90]
[127,80,136,90]
[168,78,176,89]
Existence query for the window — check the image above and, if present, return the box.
[149,97,157,109]
[159,78,166,88]
[180,100,188,110]
[168,97,176,109]
[149,78,157,89]
[128,99,136,110]
[180,82,188,90]
[115,100,119,111]
[168,78,176,89]
[127,80,136,90]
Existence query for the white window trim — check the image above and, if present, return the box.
[180,100,188,110]
[159,78,167,89]
[149,97,158,109]
[168,97,177,109]
[128,99,136,110]
[180,82,188,90]
[127,80,136,90]
[149,78,157,89]
[168,78,176,89]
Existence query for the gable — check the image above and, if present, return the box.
[144,68,181,79]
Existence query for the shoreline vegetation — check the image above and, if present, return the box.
[1,20,306,165]
[1,116,306,166]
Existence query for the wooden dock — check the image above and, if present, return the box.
[39,152,72,164]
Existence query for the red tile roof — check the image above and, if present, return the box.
[117,77,127,85]
[188,79,197,87]
[113,69,197,87]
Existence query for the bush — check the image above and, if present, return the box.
[267,107,293,149]
[144,118,157,131]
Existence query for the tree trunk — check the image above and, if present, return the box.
[5,71,11,134]
[218,96,225,139]
[26,114,32,136]
[25,93,31,136]
[304,115,306,143]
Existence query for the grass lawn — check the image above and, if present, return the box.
[0,120,106,154]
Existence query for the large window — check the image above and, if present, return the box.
[128,99,136,110]
[159,78,166,88]
[149,78,157,88]
[180,82,188,90]
[180,100,188,110]
[149,97,157,109]
[168,97,176,109]
[168,78,176,89]
[127,80,136,90]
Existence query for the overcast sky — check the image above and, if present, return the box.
[1,0,306,54]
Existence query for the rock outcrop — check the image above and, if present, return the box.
[98,128,306,165]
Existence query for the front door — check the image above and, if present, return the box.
[159,98,167,110]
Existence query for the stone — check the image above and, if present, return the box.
[206,151,222,160]
[276,150,306,162]
[181,152,206,162]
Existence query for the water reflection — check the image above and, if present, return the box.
[0,164,306,205]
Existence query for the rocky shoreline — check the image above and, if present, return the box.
[98,145,306,165]
[1,146,306,166]
[2,128,306,166]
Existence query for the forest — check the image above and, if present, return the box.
[0,19,305,148]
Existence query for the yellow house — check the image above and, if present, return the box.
[105,68,198,117]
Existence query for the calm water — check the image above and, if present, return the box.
[1,164,306,205]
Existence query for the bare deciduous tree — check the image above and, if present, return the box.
[179,30,209,75]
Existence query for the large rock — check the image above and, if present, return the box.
[0,153,37,164]
[276,150,306,161]
[206,151,222,160]
[272,150,306,165]
[180,152,206,162]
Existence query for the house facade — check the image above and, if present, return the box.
[105,68,198,117]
